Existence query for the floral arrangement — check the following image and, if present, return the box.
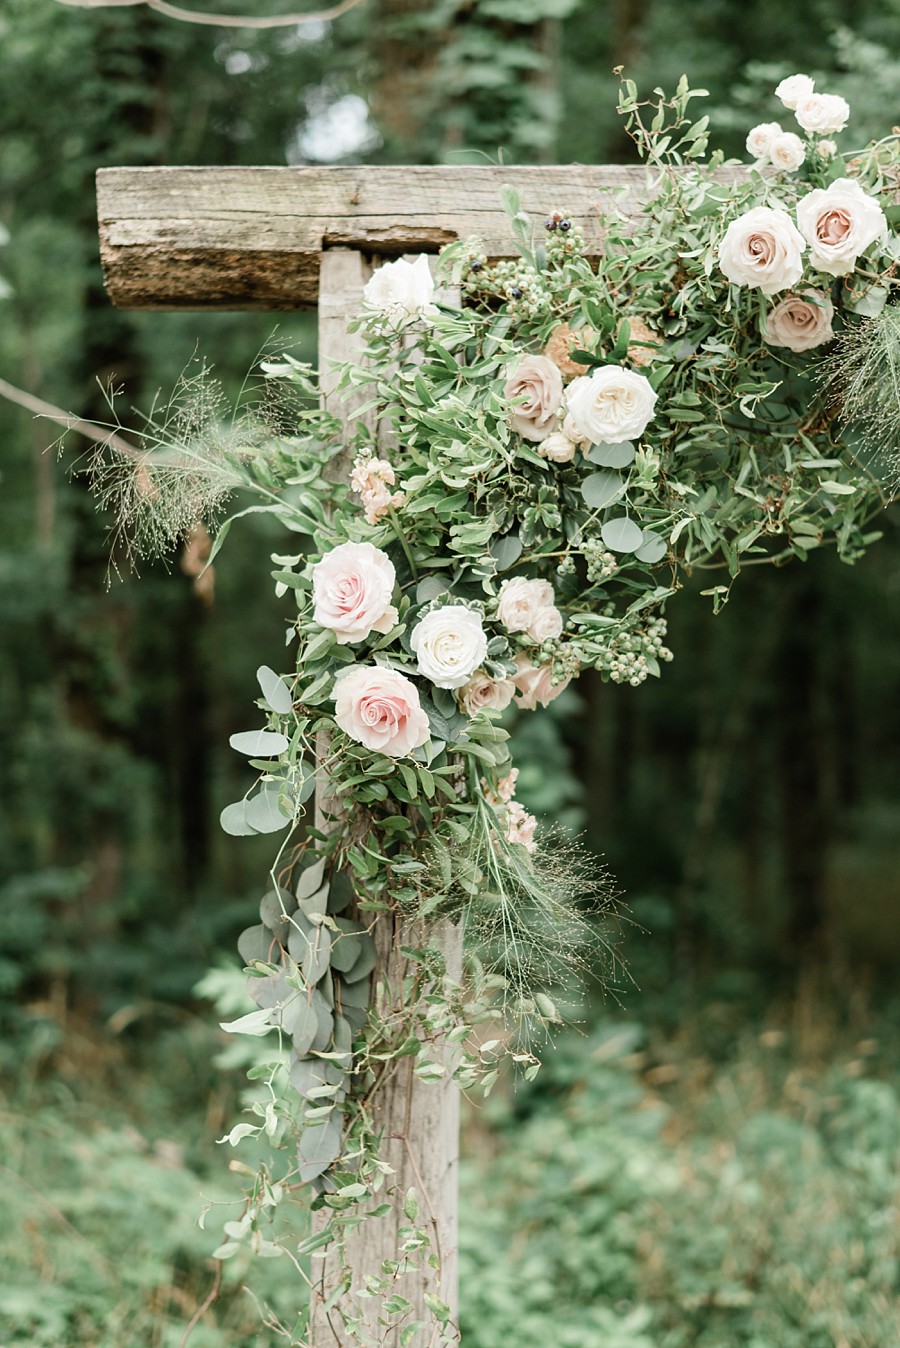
[97,69,899,1336]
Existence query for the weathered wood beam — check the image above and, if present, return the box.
[96,164,658,311]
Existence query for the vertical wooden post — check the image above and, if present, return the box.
[311,249,462,1347]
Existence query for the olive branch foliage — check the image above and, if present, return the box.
[88,70,900,1344]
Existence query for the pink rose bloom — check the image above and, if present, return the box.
[504,355,563,442]
[513,653,573,710]
[497,577,558,639]
[312,541,398,645]
[795,178,887,277]
[333,665,430,757]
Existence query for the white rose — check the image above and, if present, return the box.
[362,255,437,325]
[562,413,587,445]
[769,132,805,172]
[796,178,887,276]
[717,206,806,295]
[529,606,564,643]
[513,654,573,710]
[794,92,849,136]
[763,290,835,352]
[411,605,488,689]
[334,665,430,757]
[817,139,838,159]
[775,73,815,110]
[497,576,556,637]
[565,365,657,445]
[457,671,516,716]
[746,122,782,159]
[539,430,577,463]
[312,541,397,645]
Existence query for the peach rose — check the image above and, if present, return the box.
[795,178,887,276]
[625,317,662,368]
[504,355,563,442]
[763,290,835,352]
[544,324,595,379]
[312,541,398,645]
[333,665,430,757]
[458,671,516,716]
[513,653,573,710]
[718,206,806,294]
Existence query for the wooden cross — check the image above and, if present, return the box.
[96,163,649,1346]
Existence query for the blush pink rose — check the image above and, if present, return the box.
[513,653,573,710]
[504,355,563,442]
[795,178,887,277]
[312,541,398,645]
[333,665,430,756]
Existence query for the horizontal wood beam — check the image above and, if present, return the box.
[97,164,664,312]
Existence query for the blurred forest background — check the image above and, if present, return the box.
[2,1,900,1345]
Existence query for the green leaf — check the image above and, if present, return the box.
[635,533,668,563]
[245,784,293,834]
[229,729,289,757]
[257,666,293,714]
[490,534,523,570]
[601,517,644,553]
[403,1188,419,1220]
[581,471,626,509]
[585,441,635,469]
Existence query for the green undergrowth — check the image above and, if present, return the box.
[1,985,898,1347]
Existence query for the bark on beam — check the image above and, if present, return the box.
[96,164,658,311]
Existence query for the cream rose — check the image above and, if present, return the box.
[796,178,887,276]
[565,365,658,445]
[334,665,430,757]
[411,606,488,689]
[513,654,573,710]
[312,541,398,645]
[717,206,806,294]
[362,254,437,325]
[504,355,563,442]
[775,74,815,110]
[539,430,578,464]
[769,132,805,172]
[457,670,516,716]
[497,577,561,642]
[763,290,835,352]
[794,92,849,136]
[745,121,781,159]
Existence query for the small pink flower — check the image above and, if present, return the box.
[312,541,398,645]
[350,451,405,525]
[333,665,430,757]
[505,800,537,853]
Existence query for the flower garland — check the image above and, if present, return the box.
[108,70,900,1328]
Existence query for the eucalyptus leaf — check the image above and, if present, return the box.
[297,858,327,900]
[341,933,377,985]
[259,887,297,937]
[256,665,293,714]
[219,800,258,837]
[585,441,636,469]
[229,729,290,758]
[635,533,668,564]
[245,785,293,834]
[297,1115,343,1183]
[238,923,274,966]
[601,517,644,553]
[581,471,626,509]
[415,576,449,604]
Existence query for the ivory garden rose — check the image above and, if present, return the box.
[504,354,563,442]
[410,606,488,689]
[497,577,562,642]
[565,365,657,445]
[796,178,887,276]
[794,92,850,136]
[333,665,430,757]
[775,73,815,109]
[718,206,806,294]
[362,254,437,325]
[745,122,781,160]
[769,132,805,172]
[763,290,834,352]
[312,541,398,645]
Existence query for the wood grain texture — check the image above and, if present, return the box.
[311,250,463,1346]
[97,163,666,311]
